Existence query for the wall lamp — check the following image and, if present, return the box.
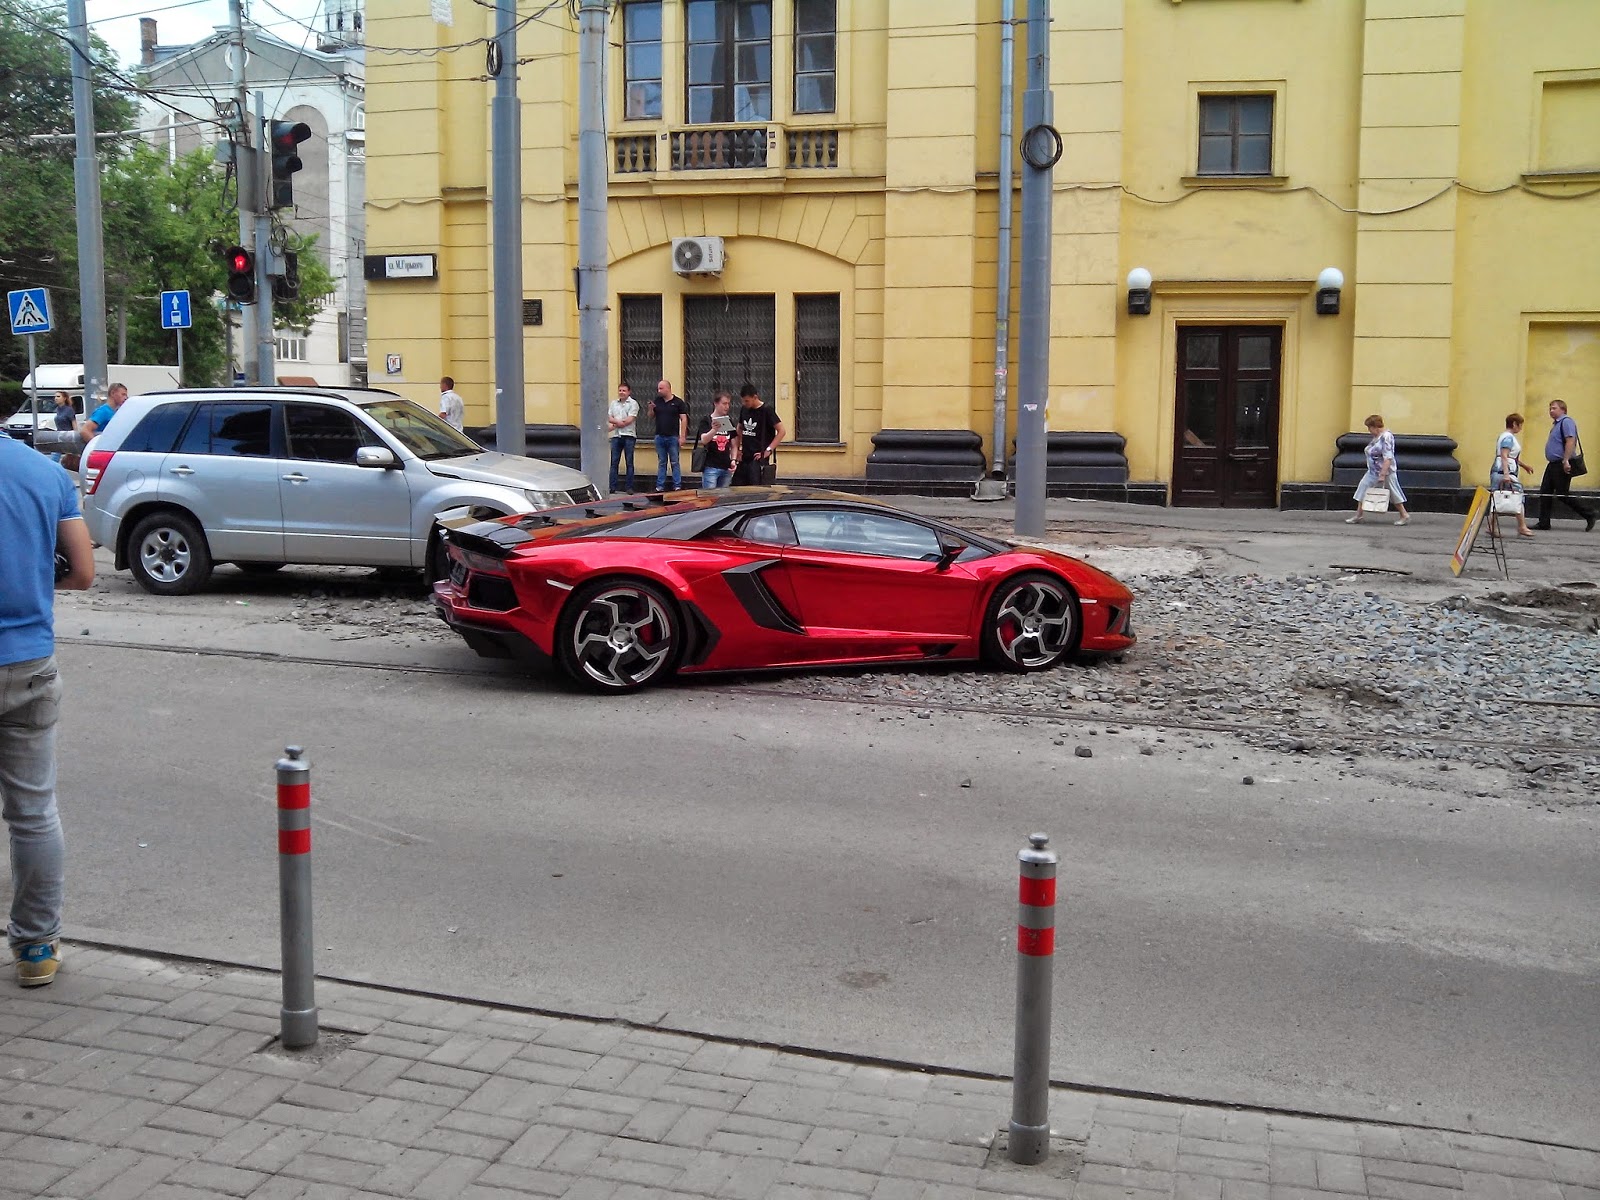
[1316,267,1344,316]
[1126,267,1152,316]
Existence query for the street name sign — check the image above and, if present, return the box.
[160,290,193,330]
[7,287,53,335]
[363,253,438,281]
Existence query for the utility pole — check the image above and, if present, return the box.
[254,92,275,385]
[230,0,254,385]
[489,0,526,457]
[576,0,610,491]
[1014,0,1055,538]
[65,0,108,401]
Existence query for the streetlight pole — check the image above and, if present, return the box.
[65,0,109,402]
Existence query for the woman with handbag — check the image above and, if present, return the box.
[1346,414,1411,526]
[1490,413,1536,538]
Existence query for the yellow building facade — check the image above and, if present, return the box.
[364,0,1600,505]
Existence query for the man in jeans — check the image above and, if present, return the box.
[650,378,687,492]
[0,431,95,987]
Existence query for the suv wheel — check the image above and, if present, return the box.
[128,511,214,596]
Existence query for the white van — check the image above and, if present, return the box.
[5,364,182,443]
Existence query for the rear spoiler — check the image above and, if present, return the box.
[434,508,533,561]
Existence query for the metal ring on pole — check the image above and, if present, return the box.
[486,39,503,77]
[1020,123,1063,170]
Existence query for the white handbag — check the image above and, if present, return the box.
[1360,487,1391,514]
[1491,489,1524,515]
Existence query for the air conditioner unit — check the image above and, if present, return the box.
[671,236,725,276]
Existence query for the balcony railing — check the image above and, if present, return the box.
[786,128,838,169]
[611,125,844,177]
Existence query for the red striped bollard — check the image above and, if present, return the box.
[276,746,319,1048]
[1009,832,1057,1164]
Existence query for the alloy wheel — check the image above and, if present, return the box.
[139,526,193,585]
[992,577,1076,668]
[568,585,677,689]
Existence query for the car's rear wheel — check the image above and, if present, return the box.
[981,572,1080,672]
[556,579,681,692]
[128,511,213,596]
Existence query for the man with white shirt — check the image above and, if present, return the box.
[437,377,465,431]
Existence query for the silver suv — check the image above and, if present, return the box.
[81,387,598,595]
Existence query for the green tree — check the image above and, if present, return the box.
[0,0,137,378]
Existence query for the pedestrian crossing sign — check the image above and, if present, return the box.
[7,287,52,335]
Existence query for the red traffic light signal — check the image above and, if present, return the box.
[270,119,312,209]
[224,244,255,303]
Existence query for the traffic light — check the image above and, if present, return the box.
[272,250,300,302]
[224,245,255,303]
[269,120,312,210]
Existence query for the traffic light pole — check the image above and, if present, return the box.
[231,0,254,386]
[66,0,109,404]
[254,92,275,386]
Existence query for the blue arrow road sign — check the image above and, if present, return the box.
[7,287,52,335]
[160,290,192,330]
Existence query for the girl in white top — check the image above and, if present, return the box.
[1490,412,1535,538]
[1347,414,1412,526]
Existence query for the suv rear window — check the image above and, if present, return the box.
[119,402,196,454]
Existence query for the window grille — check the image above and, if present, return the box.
[619,295,663,398]
[794,294,840,443]
[683,294,775,431]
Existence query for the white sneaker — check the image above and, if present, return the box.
[1393,517,1410,526]
[1344,516,1362,524]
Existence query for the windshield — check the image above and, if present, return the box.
[360,399,482,460]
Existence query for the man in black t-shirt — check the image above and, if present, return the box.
[650,378,688,491]
[733,384,784,486]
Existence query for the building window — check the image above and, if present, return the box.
[793,0,836,114]
[684,294,775,429]
[794,294,839,443]
[1198,94,1273,175]
[686,0,772,124]
[619,295,663,397]
[277,335,308,362]
[623,3,663,120]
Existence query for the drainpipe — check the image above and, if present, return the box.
[976,0,1016,502]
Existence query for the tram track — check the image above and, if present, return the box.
[59,635,1600,758]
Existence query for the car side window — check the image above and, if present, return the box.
[173,403,212,454]
[738,511,797,546]
[790,510,945,561]
[285,404,373,464]
[119,402,196,454]
[211,403,275,457]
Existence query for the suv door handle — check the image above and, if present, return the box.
[281,472,310,483]
[169,465,194,476]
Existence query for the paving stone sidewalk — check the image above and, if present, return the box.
[2,948,1596,1200]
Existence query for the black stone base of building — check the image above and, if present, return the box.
[466,423,582,469]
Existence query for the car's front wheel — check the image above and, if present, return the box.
[981,572,1080,672]
[555,579,681,692]
[128,511,214,596]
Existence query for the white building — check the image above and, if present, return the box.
[137,9,366,386]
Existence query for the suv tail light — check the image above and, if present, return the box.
[83,449,115,495]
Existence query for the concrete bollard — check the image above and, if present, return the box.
[1009,831,1058,1164]
[275,745,319,1049]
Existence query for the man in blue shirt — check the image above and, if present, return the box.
[78,380,127,441]
[0,433,94,987]
[1533,399,1595,532]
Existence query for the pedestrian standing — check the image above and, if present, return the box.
[0,432,95,987]
[1533,399,1594,532]
[1346,414,1411,526]
[49,392,75,465]
[437,377,466,431]
[694,392,740,488]
[608,382,639,493]
[1490,413,1536,539]
[77,381,127,442]
[732,383,785,486]
[650,378,687,492]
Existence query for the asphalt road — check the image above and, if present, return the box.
[53,639,1599,1149]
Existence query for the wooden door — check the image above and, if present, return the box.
[1172,326,1282,507]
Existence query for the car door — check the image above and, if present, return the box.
[280,402,413,565]
[779,509,984,651]
[158,400,285,561]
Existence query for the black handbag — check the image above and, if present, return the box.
[1569,433,1587,479]
[690,438,708,473]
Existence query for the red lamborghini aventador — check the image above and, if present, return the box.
[431,487,1135,692]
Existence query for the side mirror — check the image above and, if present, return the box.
[356,446,397,469]
[935,535,964,572]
